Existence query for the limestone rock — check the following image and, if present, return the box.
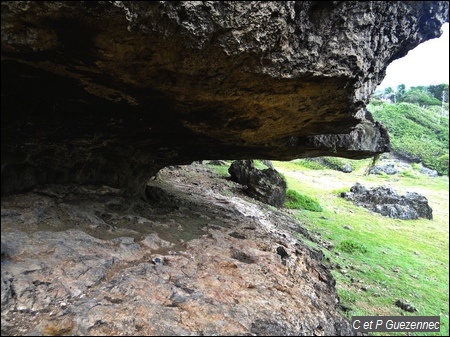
[420,166,439,177]
[341,183,433,220]
[228,159,255,185]
[2,1,448,195]
[342,163,353,173]
[246,168,287,208]
[370,163,399,175]
[229,160,287,207]
[1,164,354,336]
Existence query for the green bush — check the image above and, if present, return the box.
[291,159,326,170]
[436,154,449,176]
[321,157,348,171]
[368,102,449,175]
[402,87,441,106]
[398,170,420,179]
[338,240,368,254]
[284,189,323,212]
[292,157,356,172]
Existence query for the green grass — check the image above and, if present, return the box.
[368,102,449,175]
[207,161,232,176]
[207,160,269,176]
[337,239,368,254]
[273,160,449,336]
[285,189,323,212]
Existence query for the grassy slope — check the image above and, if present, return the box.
[272,160,449,336]
[368,102,449,175]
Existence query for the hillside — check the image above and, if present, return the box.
[367,85,449,175]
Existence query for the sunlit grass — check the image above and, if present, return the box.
[284,189,323,212]
[273,160,449,336]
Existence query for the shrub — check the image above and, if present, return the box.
[291,159,326,170]
[284,189,323,212]
[338,240,368,254]
[436,154,449,176]
[368,102,449,175]
[321,157,348,171]
[398,170,420,179]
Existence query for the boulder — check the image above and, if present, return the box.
[247,168,287,208]
[229,160,286,207]
[370,163,399,175]
[341,183,433,220]
[420,166,439,177]
[342,163,353,173]
[262,160,274,169]
[228,160,255,185]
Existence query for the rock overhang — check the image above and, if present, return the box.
[1,1,449,195]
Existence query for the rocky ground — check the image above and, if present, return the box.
[1,163,355,336]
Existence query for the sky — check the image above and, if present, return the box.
[377,23,449,91]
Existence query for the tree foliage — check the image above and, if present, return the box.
[402,87,441,106]
[428,84,449,103]
[374,84,448,107]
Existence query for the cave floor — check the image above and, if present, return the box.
[1,163,353,336]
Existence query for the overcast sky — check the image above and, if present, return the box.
[377,23,449,91]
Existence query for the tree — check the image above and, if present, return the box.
[396,84,406,103]
[383,87,394,95]
[427,84,449,103]
[383,87,396,103]
[402,87,441,107]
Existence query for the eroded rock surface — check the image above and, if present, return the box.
[1,164,354,336]
[341,183,433,220]
[229,160,287,207]
[2,1,448,195]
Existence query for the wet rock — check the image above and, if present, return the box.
[341,183,433,220]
